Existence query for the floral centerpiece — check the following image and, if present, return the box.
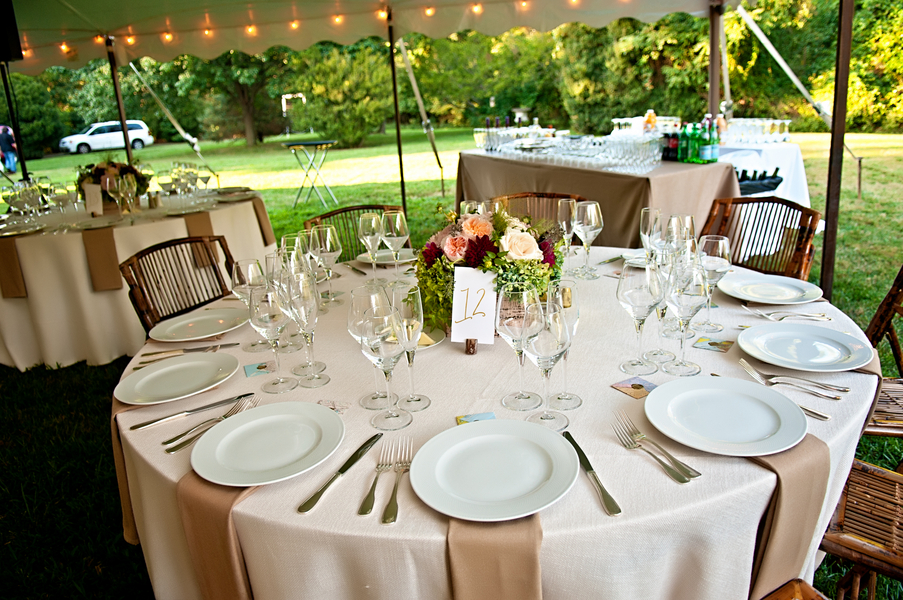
[415,206,567,332]
[76,159,150,202]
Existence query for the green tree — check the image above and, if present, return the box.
[0,72,68,159]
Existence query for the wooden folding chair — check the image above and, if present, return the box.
[490,192,588,225]
[303,204,403,264]
[119,235,235,333]
[861,263,903,437]
[700,196,821,280]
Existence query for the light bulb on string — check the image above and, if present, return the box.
[424,7,435,16]
[333,15,344,24]
[472,4,483,14]
[290,20,300,29]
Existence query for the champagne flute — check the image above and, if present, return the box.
[309,225,344,307]
[662,261,708,377]
[278,269,329,387]
[231,259,270,353]
[359,212,386,286]
[697,235,732,333]
[361,306,413,431]
[524,303,571,431]
[573,201,604,279]
[390,283,430,412]
[495,283,543,411]
[379,210,409,280]
[617,263,664,375]
[248,287,299,394]
[547,280,582,411]
[348,285,397,409]
[558,199,578,276]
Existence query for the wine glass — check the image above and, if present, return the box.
[121,173,139,214]
[495,283,543,411]
[359,212,386,286]
[617,263,664,375]
[360,306,413,431]
[639,207,661,262]
[662,261,708,377]
[278,269,329,387]
[558,199,577,276]
[103,175,125,215]
[390,283,430,412]
[547,280,582,411]
[348,285,397,410]
[248,287,298,394]
[697,235,732,333]
[573,201,604,279]
[524,303,571,431]
[379,210,410,280]
[644,245,676,364]
[231,259,270,353]
[661,215,697,340]
[309,225,344,307]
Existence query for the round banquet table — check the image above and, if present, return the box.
[114,247,878,600]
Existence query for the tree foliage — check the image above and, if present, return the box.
[0,73,67,159]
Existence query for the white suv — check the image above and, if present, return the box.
[59,120,155,154]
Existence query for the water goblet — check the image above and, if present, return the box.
[310,224,344,307]
[361,306,413,431]
[574,201,603,279]
[248,287,299,394]
[390,283,431,412]
[696,235,732,333]
[639,207,661,262]
[358,212,386,286]
[278,270,329,387]
[547,280,582,411]
[558,198,577,276]
[232,259,270,353]
[662,261,708,377]
[379,210,410,280]
[617,263,664,375]
[524,303,571,431]
[495,283,543,411]
[348,285,397,410]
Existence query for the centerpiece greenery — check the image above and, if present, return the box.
[76,158,150,202]
[415,206,567,332]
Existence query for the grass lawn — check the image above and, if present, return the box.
[2,127,901,598]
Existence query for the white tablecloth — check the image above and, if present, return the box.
[115,249,877,600]
[718,143,810,207]
[0,201,274,371]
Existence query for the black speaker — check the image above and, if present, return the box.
[0,0,24,63]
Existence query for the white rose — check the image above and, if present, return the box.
[500,230,543,261]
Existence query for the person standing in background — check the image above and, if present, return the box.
[0,126,17,173]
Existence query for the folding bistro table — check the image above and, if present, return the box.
[282,140,339,208]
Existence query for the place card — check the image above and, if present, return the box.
[82,182,103,217]
[317,399,350,414]
[455,412,496,425]
[693,337,734,353]
[612,377,657,399]
[244,361,274,377]
[450,266,496,344]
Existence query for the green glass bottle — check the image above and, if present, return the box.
[689,124,701,164]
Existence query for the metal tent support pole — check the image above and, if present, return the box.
[820,0,855,301]
[105,37,133,164]
[708,2,725,116]
[387,10,407,214]
[0,61,27,180]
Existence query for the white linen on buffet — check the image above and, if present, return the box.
[115,247,878,600]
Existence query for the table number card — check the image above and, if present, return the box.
[450,267,496,344]
[82,182,103,217]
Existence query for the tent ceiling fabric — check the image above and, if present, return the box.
[11,0,732,74]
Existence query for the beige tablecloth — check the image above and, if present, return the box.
[455,150,740,247]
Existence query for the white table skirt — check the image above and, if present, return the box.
[116,248,876,600]
[0,201,274,371]
[718,143,810,207]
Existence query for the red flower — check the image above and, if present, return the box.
[421,242,443,268]
[464,235,498,268]
[539,239,555,267]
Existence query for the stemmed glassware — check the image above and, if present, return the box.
[358,212,386,286]
[390,283,431,412]
[639,207,661,263]
[309,225,344,307]
[557,199,577,276]
[495,283,544,411]
[644,246,676,364]
[662,260,708,377]
[231,259,270,353]
[360,306,413,431]
[696,235,732,333]
[547,280,582,411]
[379,210,410,280]
[278,269,329,388]
[524,303,571,431]
[573,201,604,279]
[617,263,664,375]
[248,287,298,394]
[662,214,697,339]
[348,285,397,410]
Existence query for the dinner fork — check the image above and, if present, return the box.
[739,358,850,393]
[382,437,413,524]
[359,440,394,516]
[164,396,260,453]
[615,411,701,479]
[611,422,689,484]
[739,360,842,401]
[739,304,831,322]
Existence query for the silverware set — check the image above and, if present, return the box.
[712,371,832,421]
[740,304,831,322]
[163,395,259,453]
[133,343,239,369]
[611,412,696,484]
[379,438,413,525]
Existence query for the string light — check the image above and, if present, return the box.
[59,42,69,53]
[204,29,212,36]
[472,4,483,14]
[424,7,435,16]
[94,35,104,44]
[126,35,136,45]
[246,25,257,35]
[333,15,343,24]
[520,1,529,7]
[22,48,33,58]
[290,20,300,29]
[162,32,173,42]
[377,9,388,20]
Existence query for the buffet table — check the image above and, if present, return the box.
[114,248,878,600]
[455,151,741,247]
[0,196,276,370]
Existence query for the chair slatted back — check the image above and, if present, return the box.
[303,204,403,263]
[119,236,235,333]
[700,197,821,280]
[491,192,588,226]
[865,263,903,377]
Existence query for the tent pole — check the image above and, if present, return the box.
[708,2,724,115]
[0,61,27,180]
[386,10,407,214]
[105,37,134,164]
[820,0,855,301]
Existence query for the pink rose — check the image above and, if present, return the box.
[460,214,493,239]
[443,235,468,262]
[500,230,543,261]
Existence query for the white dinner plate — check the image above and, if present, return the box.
[215,186,251,194]
[355,248,417,265]
[114,353,239,405]
[738,323,874,372]
[149,307,248,342]
[644,376,807,457]
[717,272,823,305]
[191,401,345,486]
[410,419,579,522]
[0,220,44,236]
[72,215,124,230]
[418,327,446,350]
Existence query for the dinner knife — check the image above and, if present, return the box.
[129,392,253,430]
[141,343,239,358]
[298,433,383,513]
[343,263,368,276]
[563,432,622,516]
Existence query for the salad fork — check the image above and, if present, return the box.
[164,395,260,453]
[740,304,831,322]
[359,440,394,515]
[738,358,850,393]
[611,422,689,484]
[739,360,842,401]
[382,437,413,524]
[615,411,701,479]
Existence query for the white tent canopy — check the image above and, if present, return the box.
[12,0,735,75]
